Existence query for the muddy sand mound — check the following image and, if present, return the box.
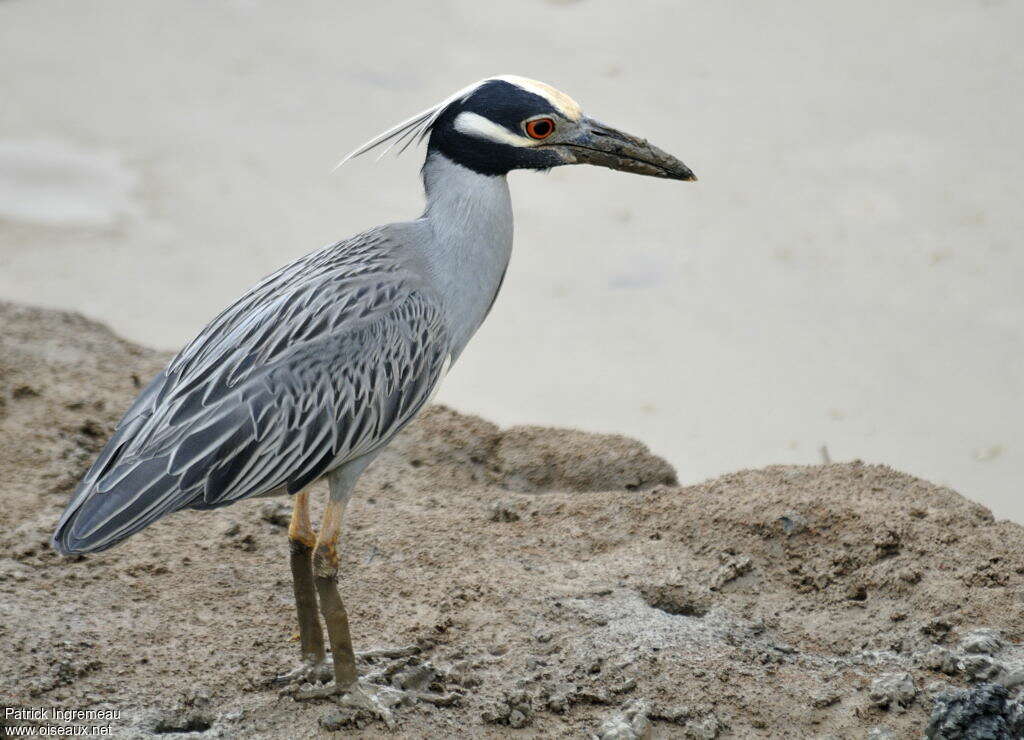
[2,300,1024,739]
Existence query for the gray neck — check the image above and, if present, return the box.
[418,152,514,358]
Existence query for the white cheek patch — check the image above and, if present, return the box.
[453,111,537,148]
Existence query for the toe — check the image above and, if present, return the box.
[291,681,347,701]
[270,657,333,688]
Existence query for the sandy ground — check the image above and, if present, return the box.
[4,302,1024,738]
[1,1,1022,522]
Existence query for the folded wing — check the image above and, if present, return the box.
[52,228,449,554]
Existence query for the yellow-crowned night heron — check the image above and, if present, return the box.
[52,76,695,715]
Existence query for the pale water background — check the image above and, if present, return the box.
[2,2,1021,519]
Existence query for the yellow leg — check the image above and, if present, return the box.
[288,490,325,665]
[312,498,358,690]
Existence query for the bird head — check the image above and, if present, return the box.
[340,75,695,182]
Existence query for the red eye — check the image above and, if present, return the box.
[525,117,555,140]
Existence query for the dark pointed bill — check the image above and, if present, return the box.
[551,117,696,182]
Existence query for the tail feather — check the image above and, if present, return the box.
[51,454,190,555]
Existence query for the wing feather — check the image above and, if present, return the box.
[52,227,449,554]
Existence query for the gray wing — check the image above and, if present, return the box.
[53,227,449,554]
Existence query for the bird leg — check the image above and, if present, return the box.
[312,498,359,690]
[291,497,362,700]
[272,489,331,686]
[287,457,405,729]
[289,490,326,664]
[291,497,402,728]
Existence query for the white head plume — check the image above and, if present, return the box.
[335,75,582,171]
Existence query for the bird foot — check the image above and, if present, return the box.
[272,645,419,690]
[356,644,421,662]
[283,645,459,728]
[358,645,460,708]
[269,657,333,687]
[292,681,400,730]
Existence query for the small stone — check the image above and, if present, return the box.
[141,709,214,735]
[873,529,901,559]
[614,678,637,694]
[547,693,569,713]
[868,672,917,710]
[1002,670,1024,689]
[391,662,437,691]
[638,582,710,617]
[917,646,960,675]
[922,618,952,641]
[898,569,923,585]
[446,660,469,684]
[482,690,533,727]
[809,691,840,708]
[509,690,531,710]
[481,703,509,724]
[960,628,1004,656]
[709,554,752,590]
[652,704,690,724]
[490,503,520,522]
[776,513,807,535]
[259,502,290,527]
[184,687,212,707]
[232,533,257,552]
[684,715,720,739]
[959,654,1004,682]
[78,418,105,438]
[867,727,895,739]
[597,699,649,740]
[927,683,1024,738]
[846,583,868,601]
[321,705,374,731]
